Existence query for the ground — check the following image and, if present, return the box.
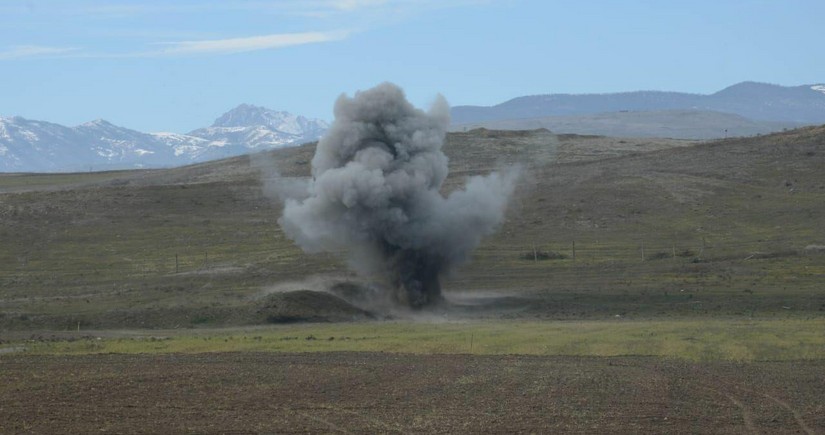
[1,127,824,433]
[1,352,822,434]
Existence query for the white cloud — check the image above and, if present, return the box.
[0,45,79,60]
[327,0,388,11]
[148,31,350,56]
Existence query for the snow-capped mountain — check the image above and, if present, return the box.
[0,117,171,172]
[0,105,328,172]
[188,104,329,149]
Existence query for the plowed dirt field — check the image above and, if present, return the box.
[2,352,822,433]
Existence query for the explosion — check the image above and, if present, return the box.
[279,83,517,308]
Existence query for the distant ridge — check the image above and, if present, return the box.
[450,110,804,140]
[452,82,825,125]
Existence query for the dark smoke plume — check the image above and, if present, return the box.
[279,83,517,308]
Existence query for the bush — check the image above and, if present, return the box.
[676,249,696,257]
[647,251,671,261]
[520,250,568,261]
[191,315,212,325]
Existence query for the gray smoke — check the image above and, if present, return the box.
[279,83,518,308]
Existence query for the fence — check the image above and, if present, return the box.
[473,235,817,265]
[0,235,820,285]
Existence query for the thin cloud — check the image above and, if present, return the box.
[0,31,349,60]
[29,0,473,19]
[0,0,486,60]
[13,1,391,17]
[327,0,388,11]
[0,0,485,18]
[0,45,79,60]
[147,30,350,56]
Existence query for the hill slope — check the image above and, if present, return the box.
[0,126,823,329]
[450,110,801,139]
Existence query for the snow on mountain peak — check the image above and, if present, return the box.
[80,119,114,128]
[183,103,328,151]
[210,103,328,135]
[0,120,9,141]
[212,104,286,128]
[2,104,329,172]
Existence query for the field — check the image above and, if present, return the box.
[1,127,824,432]
[3,352,822,433]
[7,319,823,361]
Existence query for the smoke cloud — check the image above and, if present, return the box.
[278,83,518,308]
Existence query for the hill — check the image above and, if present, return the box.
[452,81,825,130]
[0,126,823,329]
[450,110,802,140]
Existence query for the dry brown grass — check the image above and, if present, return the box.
[0,126,823,329]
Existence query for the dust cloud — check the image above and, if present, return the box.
[278,83,519,308]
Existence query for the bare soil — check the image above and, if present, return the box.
[1,352,822,434]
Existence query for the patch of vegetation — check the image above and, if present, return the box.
[10,319,824,362]
[0,170,144,192]
[190,315,214,325]
[519,250,568,261]
[646,251,672,261]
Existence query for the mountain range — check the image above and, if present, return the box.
[3,82,825,172]
[452,82,825,125]
[0,104,329,173]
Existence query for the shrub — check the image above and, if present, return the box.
[520,250,568,261]
[804,244,825,254]
[647,251,671,261]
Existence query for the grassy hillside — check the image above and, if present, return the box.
[460,126,825,319]
[0,126,823,330]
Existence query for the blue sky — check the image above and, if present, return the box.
[1,0,823,132]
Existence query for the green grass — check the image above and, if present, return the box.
[10,318,824,362]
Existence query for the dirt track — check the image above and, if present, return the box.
[1,352,822,434]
